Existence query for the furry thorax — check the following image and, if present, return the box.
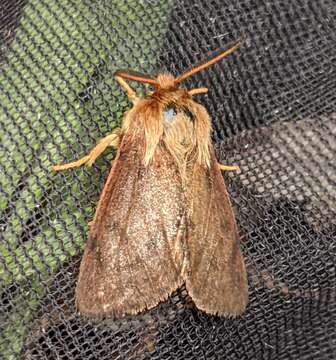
[119,74,212,170]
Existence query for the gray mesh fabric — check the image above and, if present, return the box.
[0,1,335,359]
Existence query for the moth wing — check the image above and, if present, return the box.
[186,150,248,316]
[75,138,186,317]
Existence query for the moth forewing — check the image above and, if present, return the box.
[185,152,248,316]
[75,134,186,318]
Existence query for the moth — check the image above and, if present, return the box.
[53,43,248,318]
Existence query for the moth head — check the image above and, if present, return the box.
[114,42,240,167]
[113,42,240,98]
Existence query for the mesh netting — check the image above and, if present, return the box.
[0,0,335,359]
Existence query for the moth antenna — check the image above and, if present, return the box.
[175,42,240,84]
[114,70,158,86]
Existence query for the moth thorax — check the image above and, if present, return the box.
[162,110,196,168]
[156,73,176,90]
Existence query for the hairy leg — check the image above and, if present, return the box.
[53,129,121,171]
[218,164,240,171]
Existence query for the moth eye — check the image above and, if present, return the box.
[163,107,178,124]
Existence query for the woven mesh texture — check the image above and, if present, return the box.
[0,0,335,359]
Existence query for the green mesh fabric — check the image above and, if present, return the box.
[0,1,335,359]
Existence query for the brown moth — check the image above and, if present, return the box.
[53,43,248,318]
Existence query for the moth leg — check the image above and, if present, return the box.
[115,75,139,104]
[218,163,240,172]
[188,87,208,96]
[53,129,121,171]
